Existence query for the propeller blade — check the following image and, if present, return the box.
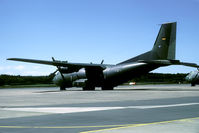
[101,60,104,64]
[49,69,58,78]
[52,57,65,80]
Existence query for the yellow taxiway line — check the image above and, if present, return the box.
[80,117,199,133]
[0,117,198,132]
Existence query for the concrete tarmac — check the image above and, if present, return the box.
[0,84,199,133]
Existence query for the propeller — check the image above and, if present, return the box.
[101,60,104,64]
[52,57,65,81]
[49,69,58,78]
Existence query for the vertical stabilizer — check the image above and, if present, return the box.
[118,22,177,64]
[151,22,176,60]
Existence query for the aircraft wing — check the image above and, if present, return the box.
[7,58,108,71]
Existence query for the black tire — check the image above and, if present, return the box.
[60,86,66,91]
[102,86,114,90]
[83,86,95,91]
[191,83,196,86]
[83,81,95,91]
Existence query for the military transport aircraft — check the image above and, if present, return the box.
[7,22,199,90]
[186,69,199,86]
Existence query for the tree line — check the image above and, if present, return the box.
[0,75,53,86]
[132,73,188,84]
[0,73,188,86]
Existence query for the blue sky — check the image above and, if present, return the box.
[0,0,199,75]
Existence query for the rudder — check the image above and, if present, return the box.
[151,22,176,60]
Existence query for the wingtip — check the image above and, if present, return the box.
[7,58,15,60]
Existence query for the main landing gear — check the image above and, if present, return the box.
[60,86,66,91]
[191,83,196,86]
[102,86,114,90]
[83,83,95,91]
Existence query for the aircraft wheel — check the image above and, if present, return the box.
[102,86,114,90]
[83,82,95,91]
[60,86,66,91]
[83,86,95,91]
[191,83,196,86]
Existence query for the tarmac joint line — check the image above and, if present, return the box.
[0,124,130,129]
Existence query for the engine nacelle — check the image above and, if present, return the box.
[59,67,69,73]
[185,70,199,86]
[53,68,87,87]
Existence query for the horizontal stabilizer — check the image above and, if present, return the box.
[138,60,199,68]
[176,62,199,68]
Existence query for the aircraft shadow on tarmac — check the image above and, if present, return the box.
[35,88,199,93]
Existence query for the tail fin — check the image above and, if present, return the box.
[119,22,177,64]
[151,22,176,60]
